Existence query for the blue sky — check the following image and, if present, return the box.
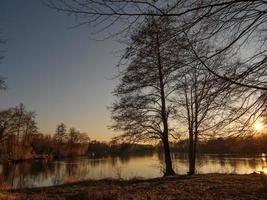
[0,0,121,141]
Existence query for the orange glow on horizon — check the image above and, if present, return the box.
[254,121,265,132]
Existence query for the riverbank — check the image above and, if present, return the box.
[1,174,267,200]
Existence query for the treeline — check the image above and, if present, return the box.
[87,141,154,158]
[0,104,90,161]
[52,123,90,158]
[171,135,267,154]
[0,104,155,162]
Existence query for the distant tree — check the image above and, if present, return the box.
[68,127,90,144]
[79,132,90,144]
[0,108,16,143]
[54,122,68,143]
[68,127,79,144]
[110,16,184,176]
[31,133,54,156]
[66,127,90,157]
[0,104,38,141]
[22,111,38,147]
[53,122,68,157]
[87,140,110,158]
[0,104,38,160]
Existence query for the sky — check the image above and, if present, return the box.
[0,0,122,141]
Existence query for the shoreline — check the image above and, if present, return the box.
[1,174,267,200]
[1,152,266,163]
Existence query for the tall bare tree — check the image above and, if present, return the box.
[111,16,184,176]
[172,36,267,174]
[174,54,234,174]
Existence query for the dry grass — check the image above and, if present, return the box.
[1,174,267,200]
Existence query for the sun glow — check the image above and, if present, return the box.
[254,121,265,132]
[263,166,267,174]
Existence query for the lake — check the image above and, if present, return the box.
[0,152,266,189]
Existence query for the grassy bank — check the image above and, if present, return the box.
[1,174,267,200]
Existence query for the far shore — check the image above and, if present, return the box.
[1,174,267,200]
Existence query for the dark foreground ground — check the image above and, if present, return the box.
[1,174,267,200]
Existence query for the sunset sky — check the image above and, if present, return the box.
[0,0,121,141]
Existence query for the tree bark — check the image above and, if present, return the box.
[188,130,195,175]
[155,26,175,176]
[192,132,198,174]
[162,134,175,176]
[188,67,199,175]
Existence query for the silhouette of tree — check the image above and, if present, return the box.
[174,43,238,174]
[0,106,92,160]
[48,0,267,90]
[0,104,38,141]
[54,122,68,144]
[0,104,38,160]
[174,37,267,174]
[68,127,90,144]
[110,16,184,176]
[67,127,90,157]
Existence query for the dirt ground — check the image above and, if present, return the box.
[1,174,267,200]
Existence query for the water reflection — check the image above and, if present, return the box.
[0,153,266,189]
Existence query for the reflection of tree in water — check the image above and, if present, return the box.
[109,156,119,167]
[52,161,64,186]
[88,158,109,167]
[197,155,266,174]
[0,161,59,189]
[118,151,154,163]
[118,154,131,163]
[66,162,78,177]
[27,161,55,187]
[156,153,267,174]
[247,158,259,169]
[1,154,267,189]
[30,161,49,176]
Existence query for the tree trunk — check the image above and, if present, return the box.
[162,135,175,176]
[188,130,195,175]
[155,28,175,176]
[188,67,199,175]
[192,132,198,173]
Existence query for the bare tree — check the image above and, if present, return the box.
[68,127,90,144]
[110,16,183,176]
[54,122,68,143]
[0,104,38,141]
[67,127,90,157]
[47,0,267,90]
[0,108,16,143]
[174,52,232,174]
[0,104,38,160]
[172,35,267,174]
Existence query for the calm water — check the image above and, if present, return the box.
[0,152,266,189]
